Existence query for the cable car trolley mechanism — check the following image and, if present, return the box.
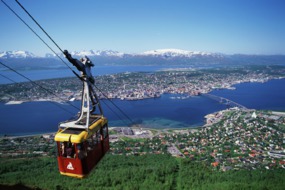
[54,50,109,178]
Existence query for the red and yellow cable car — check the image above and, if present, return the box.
[54,115,109,178]
[54,53,109,178]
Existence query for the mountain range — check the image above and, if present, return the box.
[0,49,221,59]
[1,49,285,68]
[0,50,37,59]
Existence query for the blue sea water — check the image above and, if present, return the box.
[0,65,285,136]
[0,94,227,136]
[0,65,191,84]
[210,79,285,111]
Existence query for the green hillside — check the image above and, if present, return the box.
[1,154,284,190]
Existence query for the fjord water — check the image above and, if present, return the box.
[1,78,285,136]
[0,65,185,84]
[210,78,285,111]
[1,65,285,135]
[0,94,226,136]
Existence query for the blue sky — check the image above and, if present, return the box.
[1,0,285,56]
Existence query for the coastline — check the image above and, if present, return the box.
[5,100,24,105]
[1,108,285,138]
[2,77,284,104]
[0,132,56,139]
[0,126,200,139]
[1,77,285,137]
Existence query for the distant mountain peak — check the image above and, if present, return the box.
[141,48,216,58]
[0,50,37,58]
[1,49,285,67]
[69,50,124,57]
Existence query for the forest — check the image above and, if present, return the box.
[1,154,285,190]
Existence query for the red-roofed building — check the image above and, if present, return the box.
[211,162,219,167]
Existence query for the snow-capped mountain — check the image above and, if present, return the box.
[45,53,57,58]
[1,49,284,67]
[69,50,124,57]
[67,49,216,58]
[1,49,221,59]
[142,49,213,57]
[0,50,37,58]
[0,50,125,59]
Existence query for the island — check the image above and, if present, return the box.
[0,65,285,103]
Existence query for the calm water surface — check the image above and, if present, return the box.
[0,66,285,135]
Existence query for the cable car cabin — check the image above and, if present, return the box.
[54,52,110,178]
[54,115,109,178]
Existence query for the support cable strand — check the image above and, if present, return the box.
[2,0,136,126]
[100,99,131,127]
[15,0,64,53]
[0,61,79,114]
[93,84,135,126]
[0,73,19,84]
[0,72,75,115]
[0,73,32,100]
[1,0,75,72]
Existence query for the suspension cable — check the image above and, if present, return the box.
[93,84,135,126]
[0,61,79,114]
[15,0,64,54]
[0,73,19,84]
[0,72,75,115]
[2,0,136,126]
[0,73,34,100]
[1,0,75,72]
[100,99,131,127]
[17,0,135,125]
[13,0,95,88]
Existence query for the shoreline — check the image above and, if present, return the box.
[1,77,285,137]
[1,109,285,138]
[2,77,285,104]
[0,132,56,139]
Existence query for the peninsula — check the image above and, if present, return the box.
[1,65,284,103]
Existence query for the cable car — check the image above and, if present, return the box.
[54,54,109,178]
[54,117,109,178]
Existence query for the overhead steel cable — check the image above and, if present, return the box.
[2,0,136,126]
[5,0,84,81]
[0,72,35,101]
[1,0,75,72]
[0,61,79,115]
[93,84,135,126]
[0,73,19,84]
[14,0,135,126]
[15,0,64,54]
[100,99,131,127]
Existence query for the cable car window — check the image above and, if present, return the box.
[60,142,67,157]
[76,143,87,159]
[92,133,98,146]
[96,130,101,144]
[66,142,75,158]
[103,125,108,138]
[87,136,93,151]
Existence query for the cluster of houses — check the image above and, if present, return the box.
[98,69,281,101]
[2,66,283,103]
[109,109,285,171]
[0,134,55,158]
[1,107,284,172]
[160,109,285,170]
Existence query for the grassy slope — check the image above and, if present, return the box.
[0,154,285,190]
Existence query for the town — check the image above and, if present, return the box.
[0,65,285,171]
[109,109,285,171]
[0,65,285,103]
[1,108,284,171]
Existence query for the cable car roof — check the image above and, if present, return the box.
[55,117,107,143]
